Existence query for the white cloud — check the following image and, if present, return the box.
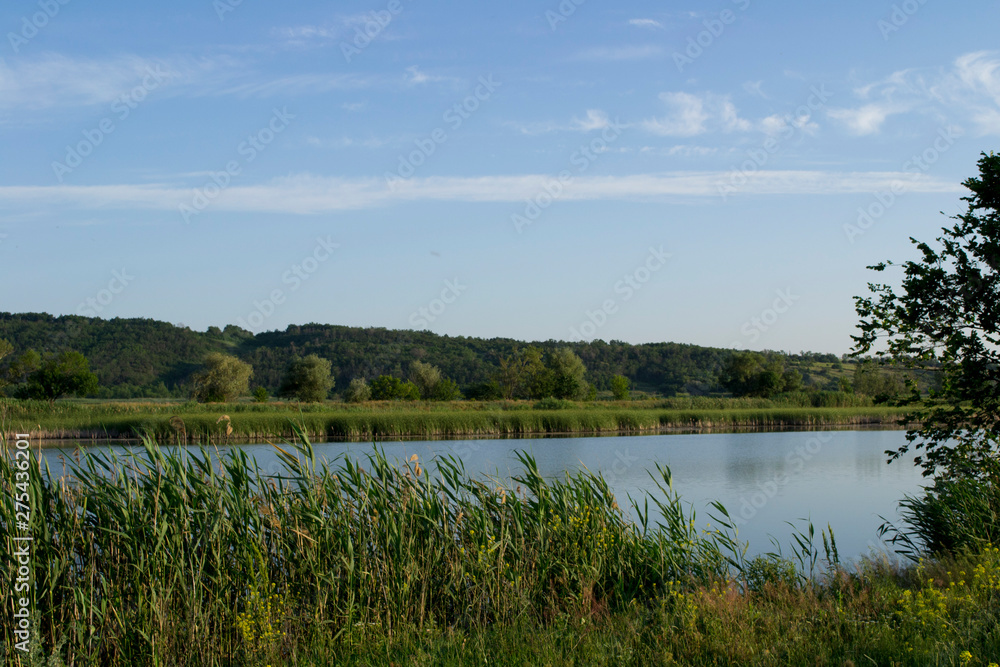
[826,103,903,135]
[571,109,612,131]
[628,18,664,29]
[0,171,963,215]
[642,92,756,137]
[826,51,1000,136]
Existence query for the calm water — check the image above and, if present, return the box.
[41,429,925,562]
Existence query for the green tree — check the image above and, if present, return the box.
[720,352,798,398]
[344,377,372,403]
[409,360,442,399]
[610,374,630,401]
[546,347,589,400]
[522,347,554,399]
[496,352,527,400]
[852,360,904,403]
[192,353,253,403]
[279,354,334,402]
[0,338,13,394]
[22,350,99,404]
[853,152,1000,481]
[370,375,420,401]
[465,380,502,401]
[6,349,40,388]
[252,386,269,403]
[431,378,461,401]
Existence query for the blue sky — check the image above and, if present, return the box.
[2,0,999,354]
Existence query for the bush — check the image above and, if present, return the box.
[533,397,575,410]
[344,378,371,403]
[743,555,799,592]
[279,354,334,403]
[890,476,1000,556]
[465,381,502,401]
[370,375,420,401]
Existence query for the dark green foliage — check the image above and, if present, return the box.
[253,386,269,403]
[546,347,589,400]
[465,380,502,401]
[370,375,420,401]
[343,377,371,403]
[854,152,1000,482]
[610,374,630,400]
[19,350,98,402]
[431,378,461,401]
[279,354,334,402]
[887,477,1000,556]
[852,360,905,403]
[0,313,855,400]
[719,352,801,398]
[743,555,799,592]
[192,353,252,403]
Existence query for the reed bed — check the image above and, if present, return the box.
[4,429,999,665]
[1,428,742,666]
[1,398,906,444]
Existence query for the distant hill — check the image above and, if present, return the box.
[0,312,845,398]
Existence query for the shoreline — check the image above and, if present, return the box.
[1,403,910,445]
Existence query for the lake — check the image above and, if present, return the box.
[41,428,926,562]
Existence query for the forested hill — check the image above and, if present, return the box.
[0,313,842,398]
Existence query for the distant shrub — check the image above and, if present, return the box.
[533,397,575,410]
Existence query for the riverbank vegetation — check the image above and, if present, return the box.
[0,393,906,443]
[2,431,998,666]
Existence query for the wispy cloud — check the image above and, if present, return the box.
[628,18,664,30]
[507,109,617,135]
[642,92,752,136]
[826,51,1000,136]
[827,103,906,135]
[0,54,184,110]
[0,171,963,215]
[0,51,407,112]
[570,109,613,131]
[574,45,663,62]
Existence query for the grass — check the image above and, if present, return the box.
[0,395,908,443]
[2,428,999,666]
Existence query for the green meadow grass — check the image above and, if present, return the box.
[1,429,998,666]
